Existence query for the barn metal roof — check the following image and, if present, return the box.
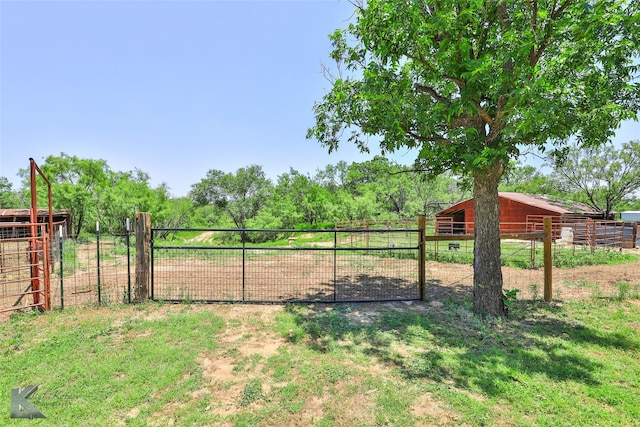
[499,192,601,215]
[437,193,602,216]
[0,209,69,218]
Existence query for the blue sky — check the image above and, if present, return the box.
[1,0,638,197]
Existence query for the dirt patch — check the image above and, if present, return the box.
[188,231,217,243]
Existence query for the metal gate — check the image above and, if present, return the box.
[0,223,51,317]
[150,227,422,303]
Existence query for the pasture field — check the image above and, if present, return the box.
[1,293,639,426]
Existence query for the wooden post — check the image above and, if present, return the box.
[543,216,553,302]
[418,215,426,301]
[134,212,151,303]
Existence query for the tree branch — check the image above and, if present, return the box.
[530,0,573,66]
[403,123,453,146]
[476,104,495,128]
[407,53,466,89]
[414,83,448,102]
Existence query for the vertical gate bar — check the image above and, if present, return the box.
[530,238,536,267]
[59,226,64,310]
[242,234,246,301]
[418,216,426,301]
[150,229,155,300]
[126,219,131,304]
[96,222,101,305]
[543,217,553,302]
[333,230,337,302]
[42,232,51,311]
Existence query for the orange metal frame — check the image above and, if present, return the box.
[29,158,53,311]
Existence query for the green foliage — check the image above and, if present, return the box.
[426,240,637,270]
[503,288,520,310]
[500,163,563,196]
[0,177,22,208]
[18,153,171,236]
[551,141,640,218]
[309,1,640,178]
[553,247,638,268]
[190,165,272,240]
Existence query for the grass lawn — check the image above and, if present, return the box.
[1,295,639,426]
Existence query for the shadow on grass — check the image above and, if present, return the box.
[283,297,639,398]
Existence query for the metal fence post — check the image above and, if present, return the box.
[126,218,131,304]
[242,235,246,301]
[418,215,426,301]
[59,226,64,310]
[333,230,337,302]
[543,216,553,302]
[96,222,101,305]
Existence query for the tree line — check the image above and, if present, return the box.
[1,144,639,239]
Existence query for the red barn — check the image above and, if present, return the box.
[435,192,604,234]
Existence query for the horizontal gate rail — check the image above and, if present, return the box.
[151,227,421,304]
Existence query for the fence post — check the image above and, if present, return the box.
[543,216,553,302]
[418,215,426,301]
[126,218,131,304]
[59,226,64,310]
[134,212,151,303]
[96,221,101,305]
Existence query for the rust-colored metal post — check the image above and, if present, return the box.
[41,232,51,310]
[543,216,553,302]
[418,215,426,301]
[29,160,41,308]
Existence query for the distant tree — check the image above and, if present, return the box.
[410,173,468,218]
[100,169,171,233]
[190,165,272,241]
[20,154,169,236]
[551,141,640,219]
[314,161,350,194]
[308,0,640,316]
[33,153,110,236]
[267,168,336,227]
[500,163,561,196]
[154,197,195,240]
[344,157,413,216]
[0,177,21,208]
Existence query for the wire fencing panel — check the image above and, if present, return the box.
[0,223,50,318]
[151,228,421,303]
[423,229,546,300]
[423,229,640,302]
[49,230,133,309]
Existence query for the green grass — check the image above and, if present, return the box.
[427,240,638,269]
[2,295,639,426]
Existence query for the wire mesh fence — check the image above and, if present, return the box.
[2,217,638,318]
[423,233,640,302]
[49,230,134,309]
[151,228,421,303]
[0,224,51,318]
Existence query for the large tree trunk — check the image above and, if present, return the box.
[472,163,506,316]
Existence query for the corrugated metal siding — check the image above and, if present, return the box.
[621,211,640,222]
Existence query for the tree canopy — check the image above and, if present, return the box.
[308,0,640,316]
[551,140,640,218]
[17,153,172,236]
[190,165,273,240]
[0,177,22,208]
